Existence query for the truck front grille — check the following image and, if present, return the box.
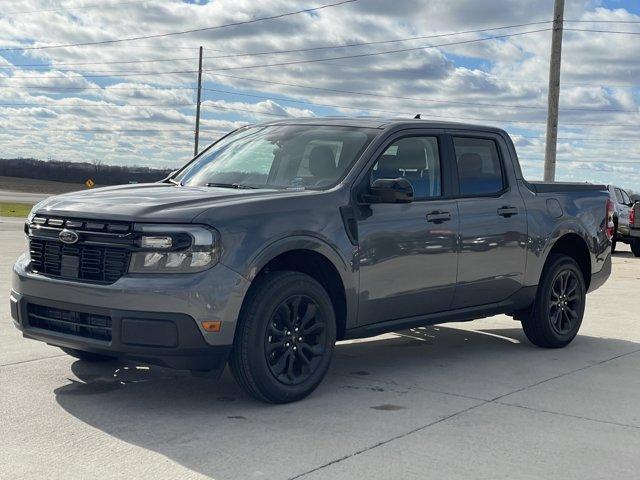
[30,239,130,283]
[27,304,112,342]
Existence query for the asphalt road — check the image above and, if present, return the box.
[1,217,639,479]
[0,189,49,204]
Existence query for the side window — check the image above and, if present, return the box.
[615,188,624,204]
[370,136,442,200]
[453,137,505,196]
[621,189,631,205]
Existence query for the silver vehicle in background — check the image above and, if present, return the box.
[607,185,639,254]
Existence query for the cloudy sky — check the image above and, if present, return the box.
[1,0,639,189]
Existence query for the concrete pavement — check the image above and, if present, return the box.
[1,218,639,479]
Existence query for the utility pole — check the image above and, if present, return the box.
[543,0,565,181]
[194,45,203,157]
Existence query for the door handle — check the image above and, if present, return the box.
[426,211,451,223]
[497,206,519,217]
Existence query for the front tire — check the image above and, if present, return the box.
[60,347,114,362]
[632,239,640,257]
[521,254,586,348]
[229,271,336,403]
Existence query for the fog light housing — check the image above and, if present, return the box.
[129,224,221,273]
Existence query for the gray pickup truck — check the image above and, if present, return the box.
[11,118,613,403]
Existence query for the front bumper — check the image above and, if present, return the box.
[10,291,231,371]
[11,253,252,370]
[12,253,250,346]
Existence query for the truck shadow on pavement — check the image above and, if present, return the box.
[53,324,640,480]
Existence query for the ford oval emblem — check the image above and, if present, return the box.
[59,229,79,244]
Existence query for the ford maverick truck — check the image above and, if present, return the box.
[11,118,613,403]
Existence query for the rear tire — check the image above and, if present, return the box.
[521,254,586,348]
[632,239,640,257]
[60,347,114,362]
[611,235,617,253]
[229,271,336,403]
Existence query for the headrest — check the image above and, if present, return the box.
[458,153,483,176]
[377,154,400,173]
[395,138,426,170]
[309,145,337,178]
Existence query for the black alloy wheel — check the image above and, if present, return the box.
[265,295,326,385]
[521,253,586,348]
[229,271,336,403]
[548,269,583,335]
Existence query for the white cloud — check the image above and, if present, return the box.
[0,0,638,188]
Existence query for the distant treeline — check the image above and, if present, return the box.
[0,158,173,185]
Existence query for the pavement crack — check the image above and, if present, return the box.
[288,401,486,480]
[295,347,640,478]
[495,401,640,430]
[489,346,640,403]
[0,354,66,368]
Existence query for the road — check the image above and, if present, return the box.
[1,217,639,479]
[0,189,49,204]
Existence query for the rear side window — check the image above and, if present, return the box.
[614,188,624,203]
[621,189,631,205]
[453,137,505,196]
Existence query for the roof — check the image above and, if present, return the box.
[258,116,507,134]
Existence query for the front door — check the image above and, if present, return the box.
[356,133,459,325]
[449,134,527,308]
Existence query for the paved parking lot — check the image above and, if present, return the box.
[1,216,639,479]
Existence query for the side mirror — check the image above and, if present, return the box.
[362,178,414,204]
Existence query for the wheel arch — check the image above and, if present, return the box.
[543,232,592,290]
[240,236,356,340]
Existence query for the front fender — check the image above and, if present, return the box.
[239,234,358,331]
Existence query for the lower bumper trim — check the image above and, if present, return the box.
[10,292,232,371]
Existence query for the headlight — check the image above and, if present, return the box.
[129,224,221,273]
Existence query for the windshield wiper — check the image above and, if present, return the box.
[166,178,182,186]
[205,182,258,189]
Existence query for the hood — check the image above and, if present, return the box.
[33,182,304,223]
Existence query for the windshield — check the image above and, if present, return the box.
[175,125,379,190]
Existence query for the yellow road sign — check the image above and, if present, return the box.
[85,178,95,188]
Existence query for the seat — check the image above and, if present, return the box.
[308,146,337,182]
[395,138,430,199]
[372,154,401,181]
[458,153,502,195]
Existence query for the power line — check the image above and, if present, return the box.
[1,0,152,17]
[0,21,554,70]
[564,19,640,24]
[0,102,196,108]
[566,27,640,35]
[0,0,357,52]
[2,84,196,91]
[0,28,553,80]
[0,127,195,133]
[521,136,640,142]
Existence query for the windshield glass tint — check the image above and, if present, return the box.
[175,125,378,189]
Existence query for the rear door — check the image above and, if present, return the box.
[448,132,528,309]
